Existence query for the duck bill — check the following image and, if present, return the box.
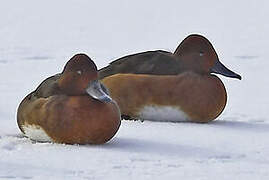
[86,80,112,102]
[210,59,242,80]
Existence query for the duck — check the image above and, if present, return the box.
[100,34,241,123]
[17,54,121,144]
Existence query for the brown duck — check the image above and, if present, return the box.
[17,54,121,144]
[100,34,241,123]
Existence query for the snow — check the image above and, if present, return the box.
[0,0,269,179]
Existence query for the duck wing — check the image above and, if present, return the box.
[34,73,62,98]
[98,50,183,79]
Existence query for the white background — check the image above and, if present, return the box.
[0,1,268,179]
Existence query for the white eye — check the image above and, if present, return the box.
[199,52,204,56]
[77,70,82,75]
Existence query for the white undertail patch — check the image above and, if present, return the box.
[22,124,52,142]
[139,105,190,122]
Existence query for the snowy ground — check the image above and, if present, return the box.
[0,0,269,179]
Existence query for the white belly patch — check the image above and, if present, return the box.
[22,124,52,142]
[138,105,190,122]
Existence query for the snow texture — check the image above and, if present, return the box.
[0,0,269,179]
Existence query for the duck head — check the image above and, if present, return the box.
[58,54,112,102]
[174,34,241,80]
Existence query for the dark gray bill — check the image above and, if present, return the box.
[210,59,242,80]
[86,80,112,102]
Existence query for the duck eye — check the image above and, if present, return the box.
[199,52,204,56]
[77,70,82,75]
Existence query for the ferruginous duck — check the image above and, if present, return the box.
[17,54,121,144]
[100,34,241,123]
